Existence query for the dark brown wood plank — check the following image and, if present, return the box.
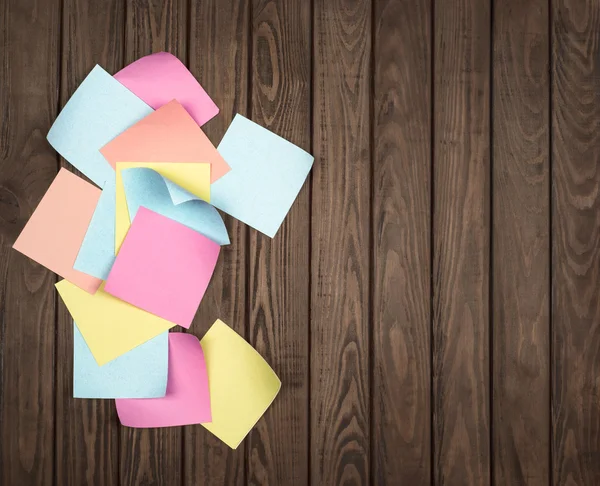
[552,1,600,484]
[124,0,186,61]
[184,1,249,484]
[247,0,311,484]
[372,0,431,483]
[120,429,182,486]
[312,0,371,484]
[492,1,550,484]
[119,1,187,484]
[432,0,491,484]
[54,0,122,484]
[0,0,60,484]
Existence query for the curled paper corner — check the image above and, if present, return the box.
[162,177,201,205]
[121,167,231,246]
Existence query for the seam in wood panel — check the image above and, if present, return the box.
[186,0,192,69]
[368,0,375,484]
[0,0,4,454]
[185,0,191,67]
[122,0,128,64]
[52,1,65,485]
[245,1,253,340]
[307,0,314,484]
[244,1,253,484]
[429,0,435,484]
[548,0,554,483]
[489,1,494,485]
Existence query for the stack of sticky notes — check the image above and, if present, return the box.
[12,52,314,449]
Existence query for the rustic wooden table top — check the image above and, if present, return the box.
[1,0,599,484]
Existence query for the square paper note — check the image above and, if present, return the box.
[114,162,211,251]
[13,169,102,293]
[212,114,314,237]
[114,52,219,127]
[74,323,168,399]
[47,65,152,187]
[73,178,117,280]
[120,167,230,247]
[100,100,230,182]
[116,333,211,427]
[105,207,220,328]
[56,280,175,366]
[201,319,281,449]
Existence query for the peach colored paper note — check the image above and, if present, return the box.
[13,168,102,294]
[100,100,230,183]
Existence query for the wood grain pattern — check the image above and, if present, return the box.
[247,1,311,484]
[552,1,600,484]
[125,0,186,61]
[5,0,600,483]
[433,0,491,484]
[372,0,431,484]
[120,427,182,486]
[184,1,249,484]
[492,1,550,484]
[119,1,188,485]
[312,0,371,484]
[0,0,60,484]
[54,0,123,485]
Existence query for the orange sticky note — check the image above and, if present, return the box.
[13,168,102,294]
[100,100,230,183]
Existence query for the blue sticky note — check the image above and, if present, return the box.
[73,322,168,399]
[162,178,199,205]
[121,168,230,245]
[47,65,153,187]
[73,178,116,279]
[212,114,314,237]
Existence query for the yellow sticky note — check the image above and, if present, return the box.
[115,162,211,252]
[56,280,175,365]
[200,319,281,449]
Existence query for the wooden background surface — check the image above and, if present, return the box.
[1,0,599,484]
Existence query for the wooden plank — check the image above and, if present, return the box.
[551,1,600,484]
[119,1,187,484]
[312,0,371,484]
[247,0,311,484]
[54,1,123,484]
[492,1,550,484]
[184,1,249,484]
[0,0,60,484]
[372,0,431,483]
[124,0,187,60]
[432,0,491,484]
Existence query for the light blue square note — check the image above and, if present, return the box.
[47,65,153,188]
[212,114,314,237]
[73,323,168,399]
[73,178,116,280]
[121,168,230,245]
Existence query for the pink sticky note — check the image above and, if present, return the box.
[13,168,102,294]
[100,100,230,183]
[116,333,212,427]
[105,207,220,328]
[114,52,219,127]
